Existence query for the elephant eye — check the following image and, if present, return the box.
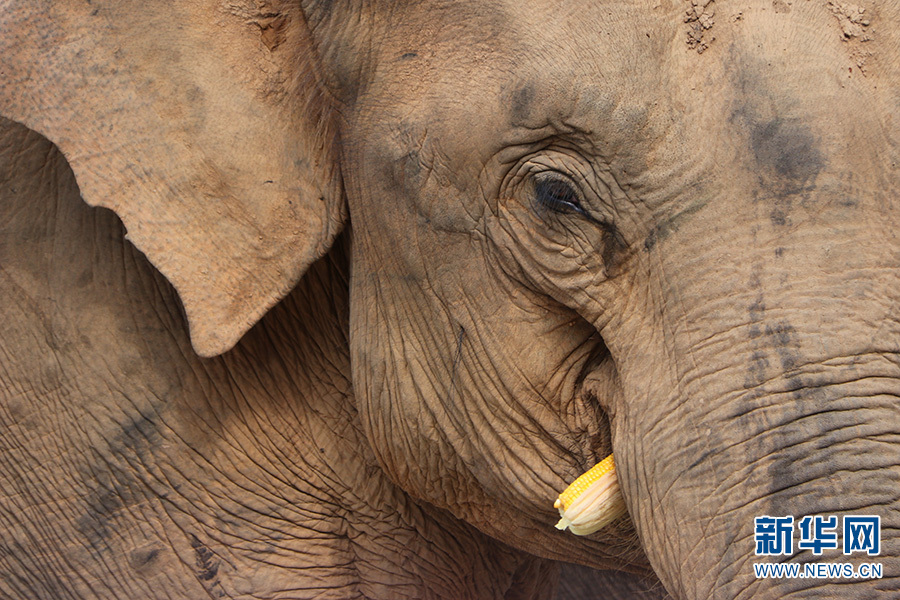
[533,175,588,217]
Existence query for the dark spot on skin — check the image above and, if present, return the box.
[764,380,840,512]
[728,52,826,231]
[643,228,657,251]
[748,297,765,322]
[744,319,806,392]
[783,376,805,394]
[763,321,794,347]
[509,83,535,124]
[601,222,628,274]
[129,547,161,570]
[189,534,220,583]
[744,350,770,389]
[742,318,827,511]
[768,322,801,380]
[399,52,418,60]
[770,207,788,227]
[76,411,162,552]
[77,483,125,551]
[781,355,798,372]
[750,117,823,189]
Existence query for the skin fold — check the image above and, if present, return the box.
[1,1,899,598]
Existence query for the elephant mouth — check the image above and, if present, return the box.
[547,346,629,536]
[549,343,641,539]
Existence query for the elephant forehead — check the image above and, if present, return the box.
[346,2,686,230]
[352,1,679,149]
[346,0,898,238]
[349,0,892,142]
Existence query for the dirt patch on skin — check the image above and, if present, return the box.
[827,1,872,40]
[772,0,792,14]
[685,0,716,53]
[827,0,873,73]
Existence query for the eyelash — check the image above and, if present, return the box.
[533,176,589,217]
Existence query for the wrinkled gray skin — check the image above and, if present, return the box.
[2,0,900,599]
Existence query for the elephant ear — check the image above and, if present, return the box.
[0,0,344,357]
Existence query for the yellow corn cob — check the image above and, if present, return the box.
[554,453,626,535]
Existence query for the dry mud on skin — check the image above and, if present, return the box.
[685,0,716,53]
[685,0,874,69]
[828,0,872,40]
[827,0,874,73]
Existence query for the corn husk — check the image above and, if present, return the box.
[554,453,627,535]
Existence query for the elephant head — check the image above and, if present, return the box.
[3,1,898,598]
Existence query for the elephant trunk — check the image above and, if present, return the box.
[597,182,900,598]
[618,307,900,598]
[660,381,900,599]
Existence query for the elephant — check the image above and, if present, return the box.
[1,0,898,598]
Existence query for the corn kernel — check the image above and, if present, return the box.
[554,453,626,536]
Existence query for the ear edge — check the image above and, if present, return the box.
[0,1,347,357]
[174,201,348,359]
